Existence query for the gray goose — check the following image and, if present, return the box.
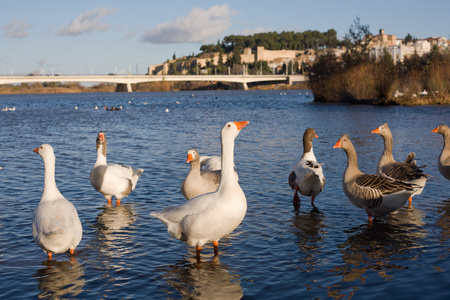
[432,124,450,180]
[334,134,417,225]
[288,128,325,208]
[180,148,221,200]
[371,123,428,205]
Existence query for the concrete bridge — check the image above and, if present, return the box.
[0,74,306,92]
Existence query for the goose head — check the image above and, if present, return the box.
[221,121,249,141]
[432,124,449,135]
[186,149,199,163]
[333,134,351,150]
[96,131,107,155]
[371,123,391,138]
[33,144,54,159]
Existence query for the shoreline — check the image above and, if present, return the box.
[1,83,448,105]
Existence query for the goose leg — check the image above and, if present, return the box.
[107,198,112,205]
[196,246,202,262]
[117,198,121,206]
[69,248,75,255]
[293,187,300,208]
[368,212,373,226]
[408,196,412,207]
[213,241,219,256]
[47,252,52,260]
[311,196,316,207]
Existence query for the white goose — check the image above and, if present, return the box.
[334,134,417,225]
[432,124,450,180]
[32,144,82,260]
[288,128,325,208]
[180,149,221,200]
[371,123,428,205]
[152,121,249,261]
[90,131,144,205]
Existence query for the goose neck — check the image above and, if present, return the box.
[41,155,63,201]
[343,143,362,181]
[381,133,394,161]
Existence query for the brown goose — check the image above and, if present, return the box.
[288,128,325,208]
[432,124,450,180]
[371,123,428,204]
[180,149,221,200]
[334,134,417,224]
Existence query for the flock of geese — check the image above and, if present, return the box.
[32,122,450,262]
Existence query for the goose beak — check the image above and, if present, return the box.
[234,121,249,131]
[98,133,105,141]
[333,140,342,148]
[431,127,439,133]
[315,134,319,138]
[186,153,194,163]
[371,127,380,134]
[33,147,39,153]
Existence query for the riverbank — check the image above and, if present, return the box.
[1,82,448,105]
[0,81,308,95]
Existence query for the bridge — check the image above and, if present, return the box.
[0,74,306,92]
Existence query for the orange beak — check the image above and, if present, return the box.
[186,153,193,163]
[315,134,319,138]
[333,140,342,148]
[234,121,249,131]
[371,127,380,134]
[98,133,105,141]
[33,147,39,153]
[431,127,439,133]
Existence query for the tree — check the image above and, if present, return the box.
[343,16,372,63]
[404,33,413,44]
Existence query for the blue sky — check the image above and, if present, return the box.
[1,0,449,76]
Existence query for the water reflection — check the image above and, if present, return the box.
[94,204,136,258]
[436,198,450,254]
[97,204,136,234]
[34,259,85,299]
[290,206,326,272]
[159,259,243,299]
[332,210,427,283]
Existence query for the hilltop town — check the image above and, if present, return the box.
[148,29,449,77]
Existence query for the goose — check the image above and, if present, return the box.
[288,128,325,208]
[151,121,249,261]
[32,144,82,260]
[371,123,428,204]
[90,131,144,205]
[432,124,450,180]
[333,134,417,225]
[200,154,239,180]
[180,149,221,200]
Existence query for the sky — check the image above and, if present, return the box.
[1,0,449,76]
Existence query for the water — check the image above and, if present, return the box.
[0,90,449,299]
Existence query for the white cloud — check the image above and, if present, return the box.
[3,19,32,38]
[56,7,117,36]
[240,28,272,36]
[141,4,237,44]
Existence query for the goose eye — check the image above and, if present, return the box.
[227,124,231,127]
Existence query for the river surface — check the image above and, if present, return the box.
[0,90,449,299]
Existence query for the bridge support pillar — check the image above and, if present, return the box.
[242,82,248,90]
[115,83,133,93]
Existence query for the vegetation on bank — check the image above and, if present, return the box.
[309,18,450,105]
